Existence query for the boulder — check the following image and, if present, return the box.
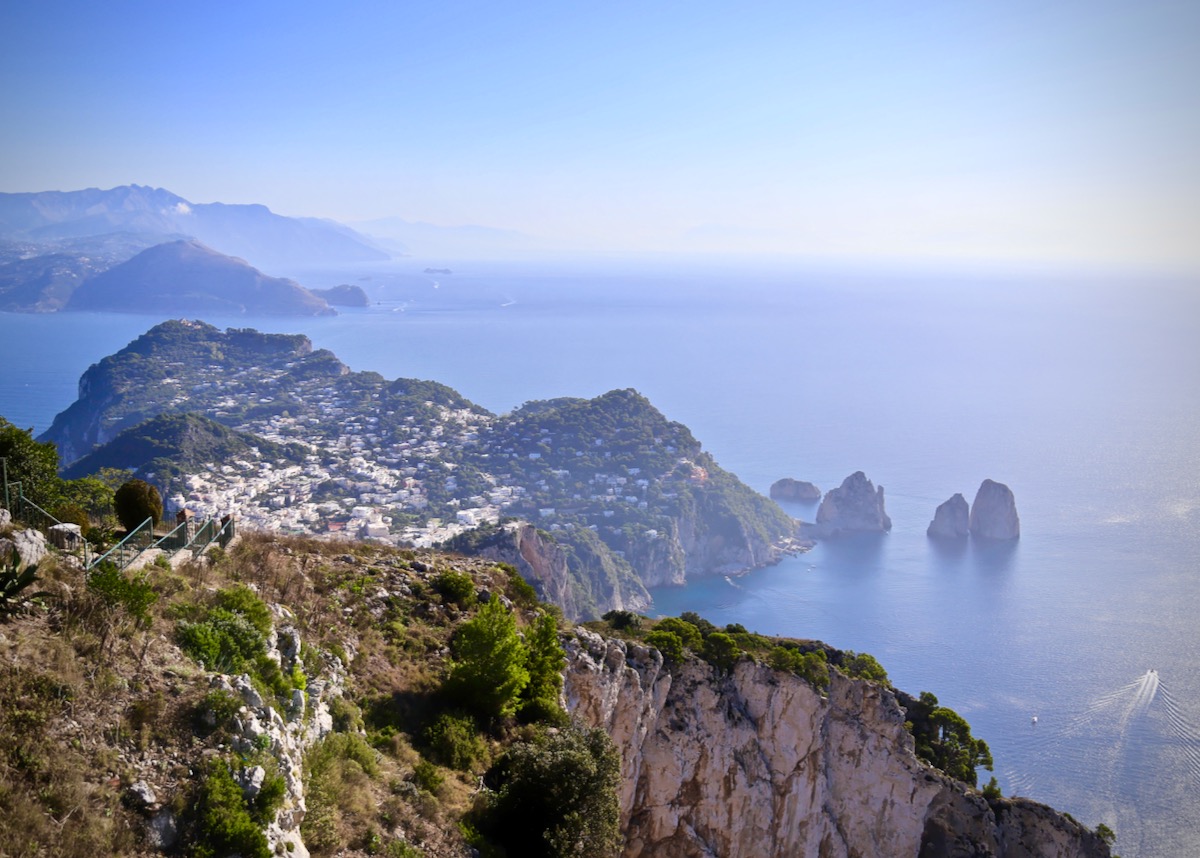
[769,478,822,502]
[969,479,1020,540]
[927,494,970,539]
[0,528,48,571]
[814,472,892,535]
[49,522,84,551]
[0,507,11,528]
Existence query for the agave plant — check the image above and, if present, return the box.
[0,548,47,615]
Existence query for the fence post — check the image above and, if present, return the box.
[1,457,8,511]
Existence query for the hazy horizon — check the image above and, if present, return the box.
[2,1,1198,273]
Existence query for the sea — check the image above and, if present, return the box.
[2,255,1198,856]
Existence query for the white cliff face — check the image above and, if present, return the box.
[563,629,1107,858]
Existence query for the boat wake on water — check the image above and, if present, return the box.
[1002,670,1200,822]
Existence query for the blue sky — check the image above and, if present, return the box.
[2,0,1197,268]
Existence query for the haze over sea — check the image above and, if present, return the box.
[2,257,1198,856]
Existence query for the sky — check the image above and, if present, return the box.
[2,0,1198,269]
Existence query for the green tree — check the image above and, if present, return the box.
[0,417,62,506]
[645,630,684,667]
[479,726,621,858]
[653,617,703,651]
[904,691,993,786]
[444,595,529,720]
[522,612,565,707]
[701,632,740,674]
[113,478,163,531]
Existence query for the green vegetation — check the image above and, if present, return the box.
[474,725,621,858]
[767,645,830,690]
[113,478,162,531]
[422,713,487,771]
[443,595,529,720]
[176,584,301,702]
[191,758,272,858]
[433,569,476,609]
[901,691,993,787]
[0,552,45,616]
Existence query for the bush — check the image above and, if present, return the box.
[476,726,621,858]
[499,564,540,609]
[841,650,888,683]
[601,609,641,631]
[653,617,703,650]
[434,569,476,609]
[113,478,162,531]
[700,632,740,674]
[191,758,270,858]
[423,713,486,771]
[0,551,45,616]
[645,630,684,667]
[767,646,830,689]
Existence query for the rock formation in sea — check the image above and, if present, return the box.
[813,471,892,535]
[969,479,1020,540]
[927,493,970,539]
[563,628,1109,858]
[769,477,822,502]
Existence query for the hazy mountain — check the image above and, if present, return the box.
[0,185,390,271]
[64,239,335,316]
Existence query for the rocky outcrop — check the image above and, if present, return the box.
[199,607,343,857]
[0,528,48,571]
[812,471,892,536]
[927,493,970,539]
[448,521,651,622]
[563,629,1108,858]
[970,479,1020,540]
[769,478,822,502]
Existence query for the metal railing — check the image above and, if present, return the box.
[153,516,192,557]
[87,517,155,572]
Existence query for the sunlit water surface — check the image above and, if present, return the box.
[2,259,1198,856]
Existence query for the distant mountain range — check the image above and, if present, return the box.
[0,184,394,312]
[0,185,389,271]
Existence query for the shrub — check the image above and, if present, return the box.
[645,630,684,667]
[52,502,90,530]
[981,776,1002,801]
[499,564,539,609]
[0,551,46,616]
[412,759,443,793]
[422,712,486,771]
[700,632,740,674]
[113,478,162,531]
[841,650,888,683]
[601,609,641,631]
[767,646,830,690]
[476,725,621,858]
[653,617,703,651]
[434,569,476,608]
[191,758,270,858]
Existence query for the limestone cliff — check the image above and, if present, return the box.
[812,470,892,536]
[928,493,970,539]
[970,479,1020,540]
[444,521,651,621]
[563,629,1108,858]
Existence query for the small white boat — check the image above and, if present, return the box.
[1031,715,1039,725]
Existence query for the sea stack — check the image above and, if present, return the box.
[927,493,970,539]
[769,478,822,502]
[815,471,892,535]
[969,479,1020,540]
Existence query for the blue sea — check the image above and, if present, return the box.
[2,256,1198,856]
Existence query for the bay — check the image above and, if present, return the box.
[2,257,1198,856]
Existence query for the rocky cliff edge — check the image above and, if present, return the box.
[564,628,1108,858]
